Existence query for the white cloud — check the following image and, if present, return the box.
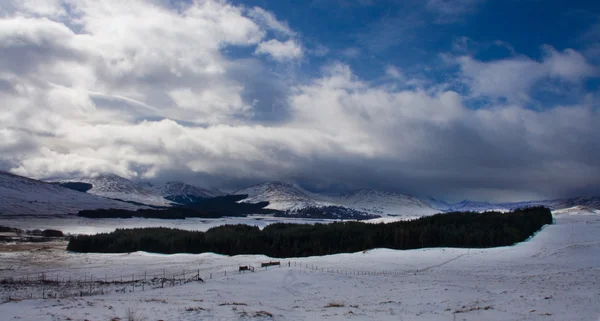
[0,0,599,200]
[426,0,484,22]
[340,47,361,58]
[455,46,598,102]
[385,65,403,78]
[255,39,303,61]
[247,7,295,38]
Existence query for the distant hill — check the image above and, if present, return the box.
[49,174,223,207]
[0,172,140,216]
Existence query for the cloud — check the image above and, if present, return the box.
[426,0,485,23]
[0,0,599,201]
[247,7,296,38]
[310,0,375,8]
[356,12,424,53]
[255,39,303,61]
[385,65,403,78]
[454,46,598,103]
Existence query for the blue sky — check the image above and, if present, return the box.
[241,0,600,106]
[0,0,599,201]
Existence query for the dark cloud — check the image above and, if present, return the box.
[0,0,599,203]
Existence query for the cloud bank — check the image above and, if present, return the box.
[0,0,599,201]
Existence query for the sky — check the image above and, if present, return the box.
[0,0,599,201]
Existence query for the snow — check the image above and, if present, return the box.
[332,189,440,216]
[1,210,599,320]
[57,174,174,207]
[0,216,337,235]
[0,172,140,216]
[155,181,224,198]
[235,182,441,216]
[51,174,224,207]
[235,181,336,211]
[234,182,600,218]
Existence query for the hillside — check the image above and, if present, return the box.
[0,172,140,216]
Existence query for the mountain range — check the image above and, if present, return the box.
[1,171,599,217]
[235,181,600,217]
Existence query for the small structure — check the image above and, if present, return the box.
[238,265,255,272]
[260,261,281,268]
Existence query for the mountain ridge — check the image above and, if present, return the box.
[3,173,598,216]
[0,171,140,216]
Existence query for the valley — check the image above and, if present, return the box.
[0,210,598,320]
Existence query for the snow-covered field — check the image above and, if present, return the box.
[0,210,599,320]
[0,216,342,235]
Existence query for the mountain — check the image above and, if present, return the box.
[57,174,173,207]
[444,200,510,212]
[233,182,600,217]
[234,183,441,217]
[0,171,140,216]
[52,174,224,207]
[501,196,600,211]
[234,181,335,211]
[332,189,440,216]
[151,181,224,205]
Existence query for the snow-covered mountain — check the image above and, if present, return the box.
[443,200,510,212]
[234,181,335,211]
[331,189,440,216]
[439,197,600,213]
[233,182,600,217]
[9,172,599,217]
[234,182,441,216]
[149,181,224,205]
[496,196,600,212]
[57,174,173,207]
[0,172,140,216]
[52,174,223,207]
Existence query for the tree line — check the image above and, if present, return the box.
[68,207,553,257]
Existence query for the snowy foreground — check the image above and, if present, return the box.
[0,210,599,320]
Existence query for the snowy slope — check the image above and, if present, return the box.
[505,196,600,211]
[444,200,510,212]
[0,210,598,320]
[235,183,441,216]
[54,175,224,207]
[57,174,173,206]
[442,197,600,213]
[331,189,440,216]
[234,181,335,210]
[155,181,223,200]
[0,172,140,216]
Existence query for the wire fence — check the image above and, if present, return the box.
[0,260,420,303]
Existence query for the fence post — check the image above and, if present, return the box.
[132,274,135,293]
[210,273,212,279]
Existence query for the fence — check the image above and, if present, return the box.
[0,260,420,303]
